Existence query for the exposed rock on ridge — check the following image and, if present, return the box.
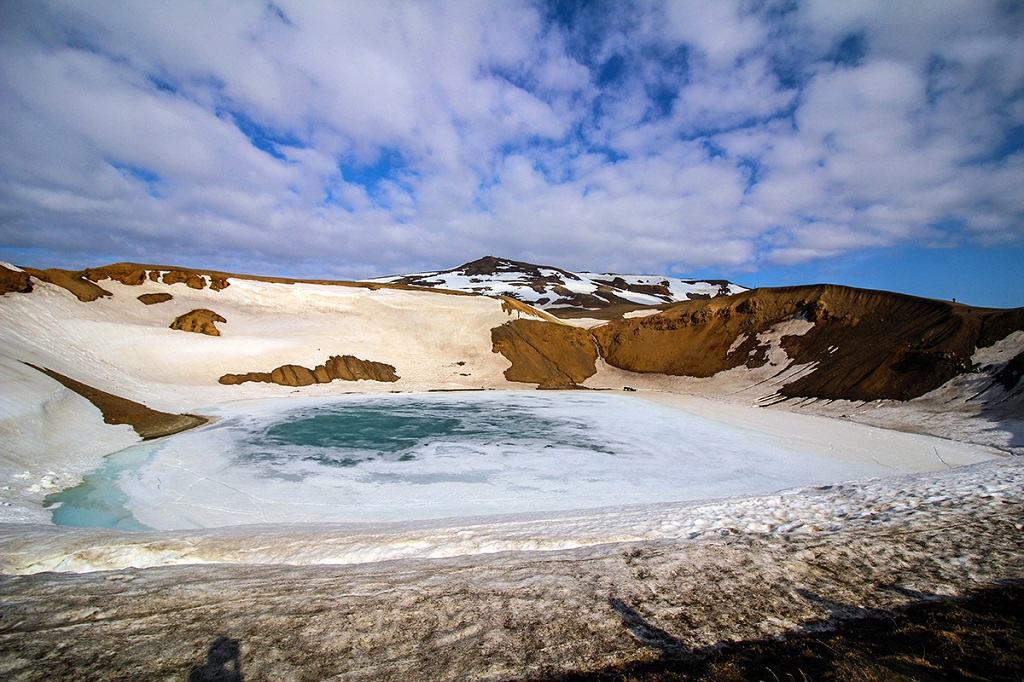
[0,264,32,295]
[593,284,1024,402]
[86,263,231,291]
[170,309,227,336]
[220,355,400,386]
[20,267,113,302]
[491,319,598,388]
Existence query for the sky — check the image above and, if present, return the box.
[0,1,1022,308]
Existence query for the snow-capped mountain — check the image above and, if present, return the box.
[368,256,746,310]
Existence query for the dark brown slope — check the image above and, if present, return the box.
[491,319,598,388]
[0,264,32,294]
[591,284,1024,401]
[23,363,207,439]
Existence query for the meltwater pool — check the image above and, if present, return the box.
[46,391,888,530]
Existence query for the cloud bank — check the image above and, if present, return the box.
[1,0,1022,281]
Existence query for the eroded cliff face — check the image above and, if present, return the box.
[593,284,1024,402]
[0,265,32,295]
[220,355,400,387]
[491,319,598,388]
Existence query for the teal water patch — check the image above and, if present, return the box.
[243,397,616,475]
[45,444,158,530]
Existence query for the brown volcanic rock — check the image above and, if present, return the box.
[138,292,173,305]
[491,319,598,388]
[218,371,271,385]
[323,354,400,382]
[84,264,148,286]
[593,284,1024,402]
[20,267,113,302]
[161,269,208,289]
[220,355,399,386]
[270,364,318,386]
[82,263,231,291]
[170,309,227,336]
[0,264,32,295]
[23,363,206,439]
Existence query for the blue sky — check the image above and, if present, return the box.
[0,1,1022,307]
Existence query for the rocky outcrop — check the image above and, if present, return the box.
[23,363,206,439]
[20,267,113,302]
[220,355,399,386]
[87,263,231,291]
[0,264,32,295]
[170,309,227,336]
[160,269,208,290]
[593,284,1024,402]
[84,265,149,286]
[491,319,598,388]
[18,263,228,300]
[138,293,173,305]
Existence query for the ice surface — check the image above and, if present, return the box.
[49,392,921,531]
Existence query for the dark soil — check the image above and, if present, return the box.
[533,581,1024,682]
[23,363,207,439]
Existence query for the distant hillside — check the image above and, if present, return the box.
[368,256,746,312]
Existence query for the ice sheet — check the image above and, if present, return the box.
[50,392,923,530]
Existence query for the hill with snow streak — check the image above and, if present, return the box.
[368,256,745,311]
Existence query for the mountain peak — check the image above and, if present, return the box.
[370,257,746,312]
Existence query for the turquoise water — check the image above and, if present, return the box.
[45,445,155,530]
[245,399,615,472]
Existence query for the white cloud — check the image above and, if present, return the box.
[0,0,1022,282]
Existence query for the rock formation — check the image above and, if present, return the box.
[220,355,399,386]
[170,309,227,336]
[138,293,173,305]
[19,267,113,302]
[491,319,598,388]
[0,264,32,295]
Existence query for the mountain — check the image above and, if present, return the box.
[368,255,746,312]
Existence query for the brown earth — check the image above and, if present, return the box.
[491,319,599,388]
[20,267,113,302]
[19,261,480,301]
[539,581,1024,682]
[169,309,226,336]
[592,284,1024,402]
[220,354,399,386]
[137,292,173,305]
[0,264,32,295]
[22,363,206,439]
[82,263,231,291]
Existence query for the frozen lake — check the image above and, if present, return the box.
[47,391,893,530]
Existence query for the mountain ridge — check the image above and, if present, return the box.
[368,255,746,311]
